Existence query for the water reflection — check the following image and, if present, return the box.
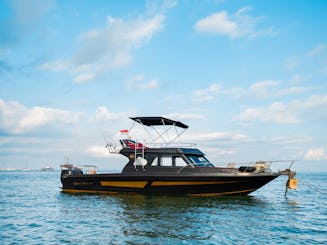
[59,192,271,210]
[56,193,276,243]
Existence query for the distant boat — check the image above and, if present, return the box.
[42,166,54,171]
[21,161,29,171]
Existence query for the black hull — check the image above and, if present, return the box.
[61,174,279,196]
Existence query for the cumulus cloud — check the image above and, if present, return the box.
[40,14,164,83]
[284,43,327,71]
[249,80,279,99]
[184,131,247,142]
[307,44,327,57]
[205,147,237,157]
[192,79,309,102]
[195,11,237,37]
[0,98,81,134]
[276,86,310,96]
[86,145,125,158]
[163,113,205,120]
[39,60,68,71]
[194,7,277,39]
[237,94,327,124]
[74,73,96,84]
[304,147,327,160]
[238,102,299,124]
[94,106,127,122]
[125,74,159,90]
[283,56,302,70]
[288,74,310,84]
[248,80,309,98]
[193,84,221,102]
[86,145,109,158]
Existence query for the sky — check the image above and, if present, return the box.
[1,0,327,172]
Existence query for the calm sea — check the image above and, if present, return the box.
[0,171,326,244]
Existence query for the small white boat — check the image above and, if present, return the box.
[42,166,54,171]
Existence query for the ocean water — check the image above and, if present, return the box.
[0,171,326,244]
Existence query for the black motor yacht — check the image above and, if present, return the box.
[60,117,297,196]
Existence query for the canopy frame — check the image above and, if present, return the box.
[129,116,189,146]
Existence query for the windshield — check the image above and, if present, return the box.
[187,155,214,167]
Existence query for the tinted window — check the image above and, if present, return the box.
[187,155,213,167]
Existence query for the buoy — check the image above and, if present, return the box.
[287,178,298,190]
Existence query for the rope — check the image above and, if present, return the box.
[300,179,327,195]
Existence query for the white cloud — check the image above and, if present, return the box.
[304,147,327,160]
[195,11,237,37]
[238,102,299,124]
[41,13,164,83]
[94,106,126,122]
[288,74,310,84]
[86,145,109,158]
[205,147,237,157]
[249,80,279,99]
[194,7,276,39]
[86,145,126,160]
[74,73,96,84]
[283,56,302,70]
[193,83,221,102]
[276,86,310,96]
[39,60,68,71]
[284,43,327,72]
[163,113,205,120]
[237,94,327,124]
[248,80,308,98]
[0,98,81,134]
[307,44,327,57]
[184,131,247,142]
[125,74,159,90]
[194,79,308,102]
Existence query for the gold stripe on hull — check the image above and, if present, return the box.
[100,181,148,188]
[151,181,240,186]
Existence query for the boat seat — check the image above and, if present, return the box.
[120,139,147,149]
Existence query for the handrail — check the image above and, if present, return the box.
[214,160,297,173]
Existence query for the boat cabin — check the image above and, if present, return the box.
[108,117,231,174]
[119,146,221,174]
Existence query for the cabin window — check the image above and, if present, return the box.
[187,155,213,167]
[152,156,188,167]
[174,157,188,167]
[151,157,160,166]
[161,157,172,166]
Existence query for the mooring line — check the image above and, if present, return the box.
[300,179,327,195]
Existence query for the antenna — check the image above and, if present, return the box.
[98,128,119,154]
[98,128,109,144]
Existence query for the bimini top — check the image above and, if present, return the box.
[130,116,189,129]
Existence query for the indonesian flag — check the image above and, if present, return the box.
[120,129,129,135]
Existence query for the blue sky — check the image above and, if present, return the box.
[1,0,327,171]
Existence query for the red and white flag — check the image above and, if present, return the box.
[120,129,129,135]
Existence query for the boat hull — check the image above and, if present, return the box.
[61,174,279,196]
